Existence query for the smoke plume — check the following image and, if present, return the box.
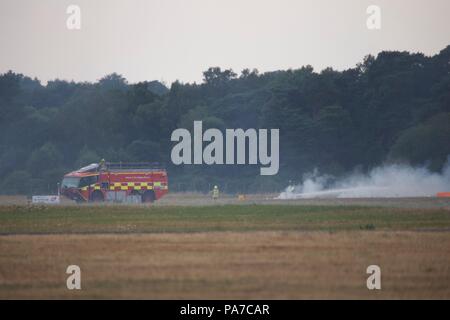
[277,160,450,199]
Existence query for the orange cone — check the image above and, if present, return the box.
[437,192,450,198]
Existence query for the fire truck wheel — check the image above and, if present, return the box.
[142,191,155,203]
[90,191,104,202]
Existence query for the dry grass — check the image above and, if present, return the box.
[0,231,449,299]
[0,200,449,299]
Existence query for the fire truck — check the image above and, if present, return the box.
[60,161,168,203]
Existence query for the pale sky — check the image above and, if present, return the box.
[1,0,449,85]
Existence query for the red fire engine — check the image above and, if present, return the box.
[60,161,168,203]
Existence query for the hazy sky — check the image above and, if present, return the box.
[1,0,449,85]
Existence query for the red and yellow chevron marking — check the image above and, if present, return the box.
[80,184,101,191]
[80,182,167,192]
[109,182,154,191]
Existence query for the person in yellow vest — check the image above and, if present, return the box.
[212,185,219,200]
[99,158,106,171]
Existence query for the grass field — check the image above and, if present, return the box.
[0,197,450,299]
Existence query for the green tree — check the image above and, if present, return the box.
[28,143,63,176]
[389,113,450,171]
[1,170,32,195]
[75,146,100,168]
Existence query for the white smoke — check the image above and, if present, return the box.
[277,161,450,199]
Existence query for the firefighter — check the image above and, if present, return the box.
[212,185,219,200]
[99,158,106,171]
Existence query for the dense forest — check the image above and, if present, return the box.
[0,46,449,194]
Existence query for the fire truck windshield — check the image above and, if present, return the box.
[61,177,80,188]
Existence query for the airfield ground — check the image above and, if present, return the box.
[0,194,449,299]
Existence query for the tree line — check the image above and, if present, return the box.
[0,45,449,194]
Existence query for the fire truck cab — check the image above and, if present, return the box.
[60,162,168,203]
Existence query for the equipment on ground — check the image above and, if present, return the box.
[31,195,60,204]
[437,192,450,198]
